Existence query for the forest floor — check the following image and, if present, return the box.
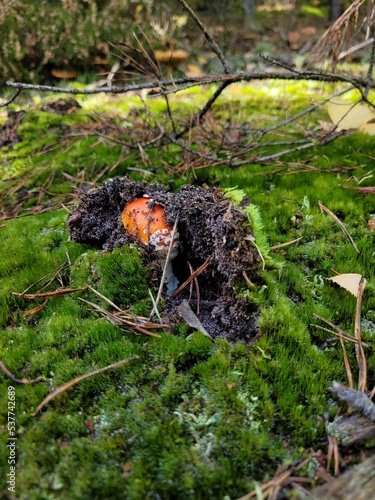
[1,43,375,500]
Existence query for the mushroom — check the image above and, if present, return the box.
[121,197,179,294]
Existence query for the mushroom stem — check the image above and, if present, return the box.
[150,217,180,319]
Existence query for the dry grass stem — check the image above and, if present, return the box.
[318,201,359,253]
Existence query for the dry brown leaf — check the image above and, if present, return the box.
[51,69,77,79]
[329,273,367,297]
[301,26,316,36]
[367,219,375,230]
[154,49,189,65]
[327,98,375,131]
[288,32,300,43]
[123,462,133,474]
[177,300,212,340]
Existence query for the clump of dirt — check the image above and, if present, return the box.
[68,176,260,342]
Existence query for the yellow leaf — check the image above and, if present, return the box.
[51,68,77,79]
[197,56,208,65]
[329,273,366,297]
[327,98,375,131]
[359,122,375,135]
[154,49,189,65]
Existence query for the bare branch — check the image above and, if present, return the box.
[365,27,375,97]
[7,69,375,97]
[177,0,231,74]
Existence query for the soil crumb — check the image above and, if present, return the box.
[68,176,260,342]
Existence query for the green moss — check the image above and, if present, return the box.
[1,83,375,499]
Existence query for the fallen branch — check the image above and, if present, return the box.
[7,69,375,96]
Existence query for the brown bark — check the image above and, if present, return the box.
[311,454,375,499]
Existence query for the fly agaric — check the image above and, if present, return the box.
[121,197,179,294]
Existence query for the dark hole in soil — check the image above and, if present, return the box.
[68,176,261,342]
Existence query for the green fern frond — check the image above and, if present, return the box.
[223,187,283,270]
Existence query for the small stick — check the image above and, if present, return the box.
[0,361,44,384]
[171,256,212,298]
[12,286,88,299]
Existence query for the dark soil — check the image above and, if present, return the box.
[68,176,260,342]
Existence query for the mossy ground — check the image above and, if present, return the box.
[1,83,375,499]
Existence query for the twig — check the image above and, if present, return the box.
[365,27,375,97]
[12,286,88,299]
[0,361,44,384]
[171,256,212,298]
[338,37,374,60]
[0,89,21,107]
[177,0,231,74]
[314,313,355,388]
[7,70,375,96]
[78,297,162,337]
[174,80,232,139]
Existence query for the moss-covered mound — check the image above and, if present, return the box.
[1,84,375,499]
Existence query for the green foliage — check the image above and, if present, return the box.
[223,187,282,270]
[0,0,139,83]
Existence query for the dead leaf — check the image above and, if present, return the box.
[301,26,317,36]
[51,69,77,79]
[329,273,367,297]
[154,49,189,65]
[359,122,375,135]
[367,219,375,230]
[185,64,204,77]
[93,57,110,65]
[327,98,375,131]
[123,462,133,475]
[197,56,208,64]
[177,300,213,340]
[288,32,300,44]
